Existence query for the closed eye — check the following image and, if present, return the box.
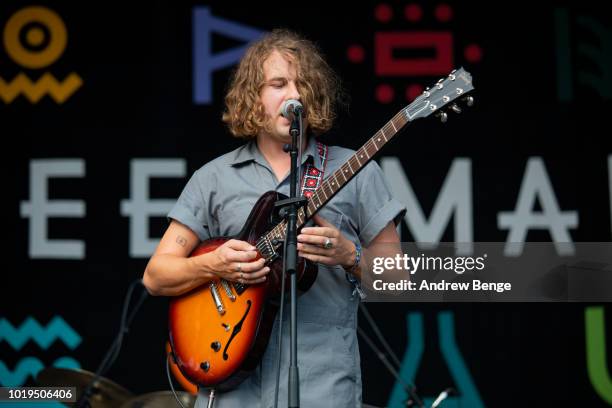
[268,78,287,89]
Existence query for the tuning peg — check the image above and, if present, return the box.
[464,95,474,107]
[450,104,462,114]
[437,111,448,123]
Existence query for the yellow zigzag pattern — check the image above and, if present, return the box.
[0,72,83,104]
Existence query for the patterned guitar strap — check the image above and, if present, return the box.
[300,141,328,198]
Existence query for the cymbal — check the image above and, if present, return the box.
[36,367,133,408]
[120,391,196,408]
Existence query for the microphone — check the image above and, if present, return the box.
[431,388,456,408]
[281,99,303,119]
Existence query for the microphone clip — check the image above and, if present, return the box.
[289,115,301,137]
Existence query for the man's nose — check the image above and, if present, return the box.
[287,81,300,100]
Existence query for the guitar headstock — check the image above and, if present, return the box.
[404,67,475,123]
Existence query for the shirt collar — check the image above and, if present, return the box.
[230,137,323,171]
[302,136,323,170]
[230,139,265,167]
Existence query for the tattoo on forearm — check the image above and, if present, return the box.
[176,235,187,247]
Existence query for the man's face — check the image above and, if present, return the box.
[258,50,301,143]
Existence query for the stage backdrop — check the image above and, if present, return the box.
[2,1,611,407]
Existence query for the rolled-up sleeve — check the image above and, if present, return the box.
[167,168,213,241]
[357,161,406,246]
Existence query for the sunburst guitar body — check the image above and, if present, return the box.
[169,191,316,391]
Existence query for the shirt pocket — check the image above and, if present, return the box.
[215,203,251,236]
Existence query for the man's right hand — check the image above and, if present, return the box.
[207,239,270,284]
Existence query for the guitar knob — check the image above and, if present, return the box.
[450,104,462,114]
[211,341,221,352]
[437,111,448,123]
[200,361,210,372]
[464,95,474,106]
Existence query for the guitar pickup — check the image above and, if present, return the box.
[220,279,236,301]
[209,282,225,315]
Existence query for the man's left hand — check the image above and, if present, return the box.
[297,214,355,269]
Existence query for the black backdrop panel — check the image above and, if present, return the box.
[2,1,611,407]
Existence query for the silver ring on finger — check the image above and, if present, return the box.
[236,263,242,272]
[240,272,245,279]
[324,237,333,249]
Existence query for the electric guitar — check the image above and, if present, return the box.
[169,68,475,390]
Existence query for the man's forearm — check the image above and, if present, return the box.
[143,253,213,296]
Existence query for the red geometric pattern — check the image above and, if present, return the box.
[300,142,328,198]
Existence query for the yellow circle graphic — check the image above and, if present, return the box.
[3,6,67,69]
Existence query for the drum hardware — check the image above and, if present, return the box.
[36,367,133,408]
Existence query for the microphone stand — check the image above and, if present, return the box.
[358,305,424,407]
[286,111,303,408]
[273,110,305,408]
[357,326,424,408]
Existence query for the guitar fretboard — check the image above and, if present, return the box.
[263,107,412,244]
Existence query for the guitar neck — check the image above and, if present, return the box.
[265,105,413,243]
[299,109,410,224]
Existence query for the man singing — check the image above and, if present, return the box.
[144,29,405,407]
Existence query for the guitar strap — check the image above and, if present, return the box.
[300,141,328,198]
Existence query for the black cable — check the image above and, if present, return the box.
[165,352,187,408]
[76,279,147,407]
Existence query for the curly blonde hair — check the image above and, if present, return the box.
[222,29,342,139]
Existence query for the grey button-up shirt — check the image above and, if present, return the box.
[169,136,405,408]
